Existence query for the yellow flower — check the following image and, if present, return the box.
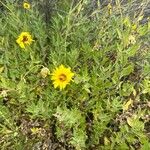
[31,127,40,135]
[40,67,50,78]
[16,32,33,48]
[23,2,30,9]
[51,65,74,90]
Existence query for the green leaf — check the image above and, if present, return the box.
[0,105,14,128]
[138,24,148,36]
[126,44,139,57]
[55,107,85,127]
[121,82,134,96]
[141,140,150,150]
[121,64,134,78]
[70,128,87,149]
[0,66,4,73]
[26,100,52,118]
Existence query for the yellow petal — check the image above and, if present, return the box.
[51,65,74,90]
[31,127,40,134]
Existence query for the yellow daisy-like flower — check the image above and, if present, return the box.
[16,32,33,48]
[51,65,74,90]
[23,2,31,9]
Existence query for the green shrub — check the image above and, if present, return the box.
[0,0,150,149]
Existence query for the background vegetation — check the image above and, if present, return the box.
[0,0,150,149]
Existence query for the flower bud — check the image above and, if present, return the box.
[40,67,50,78]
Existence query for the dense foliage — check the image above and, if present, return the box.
[0,0,150,149]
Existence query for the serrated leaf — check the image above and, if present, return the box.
[55,107,85,127]
[127,115,143,130]
[70,128,87,149]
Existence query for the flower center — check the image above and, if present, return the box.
[22,36,28,42]
[59,74,67,82]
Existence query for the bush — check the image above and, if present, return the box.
[0,0,150,149]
